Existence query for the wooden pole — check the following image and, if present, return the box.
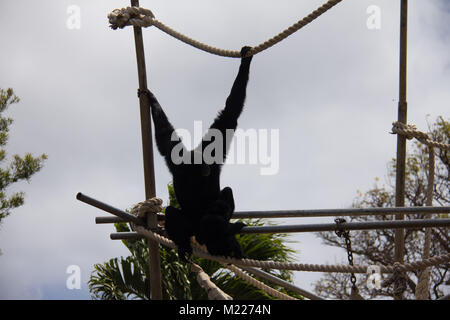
[130,0,162,300]
[394,0,408,300]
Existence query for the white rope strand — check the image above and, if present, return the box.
[108,0,344,57]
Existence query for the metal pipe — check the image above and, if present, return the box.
[87,198,450,224]
[80,193,450,233]
[77,192,145,226]
[96,214,165,224]
[233,206,450,219]
[239,219,450,234]
[240,266,325,300]
[96,216,128,224]
[109,218,450,238]
[111,232,143,240]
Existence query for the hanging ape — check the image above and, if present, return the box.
[139,46,253,260]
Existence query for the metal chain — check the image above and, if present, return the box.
[335,218,357,288]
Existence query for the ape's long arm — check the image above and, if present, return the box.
[210,47,253,133]
[142,90,185,172]
[207,47,253,162]
[223,50,253,122]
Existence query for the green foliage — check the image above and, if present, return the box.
[89,183,302,300]
[0,88,47,223]
[89,256,147,300]
[89,222,191,300]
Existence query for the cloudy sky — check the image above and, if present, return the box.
[0,0,449,299]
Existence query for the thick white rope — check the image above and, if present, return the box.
[190,262,233,300]
[225,264,298,300]
[392,121,450,151]
[133,224,450,274]
[108,0,344,57]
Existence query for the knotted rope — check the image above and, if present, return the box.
[391,121,450,151]
[108,0,344,57]
[130,197,163,231]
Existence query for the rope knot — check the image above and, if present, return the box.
[391,121,418,140]
[131,197,163,218]
[108,7,155,30]
[391,121,450,151]
[130,197,163,231]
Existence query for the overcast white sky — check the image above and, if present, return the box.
[0,0,448,299]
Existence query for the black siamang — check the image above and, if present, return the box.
[139,46,253,261]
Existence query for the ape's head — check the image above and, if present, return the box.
[196,212,246,258]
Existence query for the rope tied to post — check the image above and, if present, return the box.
[130,197,163,231]
[108,7,155,29]
[391,121,450,151]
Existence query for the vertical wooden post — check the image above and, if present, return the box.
[130,0,163,300]
[394,0,408,300]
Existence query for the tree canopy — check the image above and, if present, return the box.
[314,116,449,300]
[0,88,47,226]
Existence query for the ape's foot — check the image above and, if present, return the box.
[138,88,153,98]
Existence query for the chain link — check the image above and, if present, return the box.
[335,218,357,287]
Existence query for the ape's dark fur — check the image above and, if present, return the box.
[142,47,253,260]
